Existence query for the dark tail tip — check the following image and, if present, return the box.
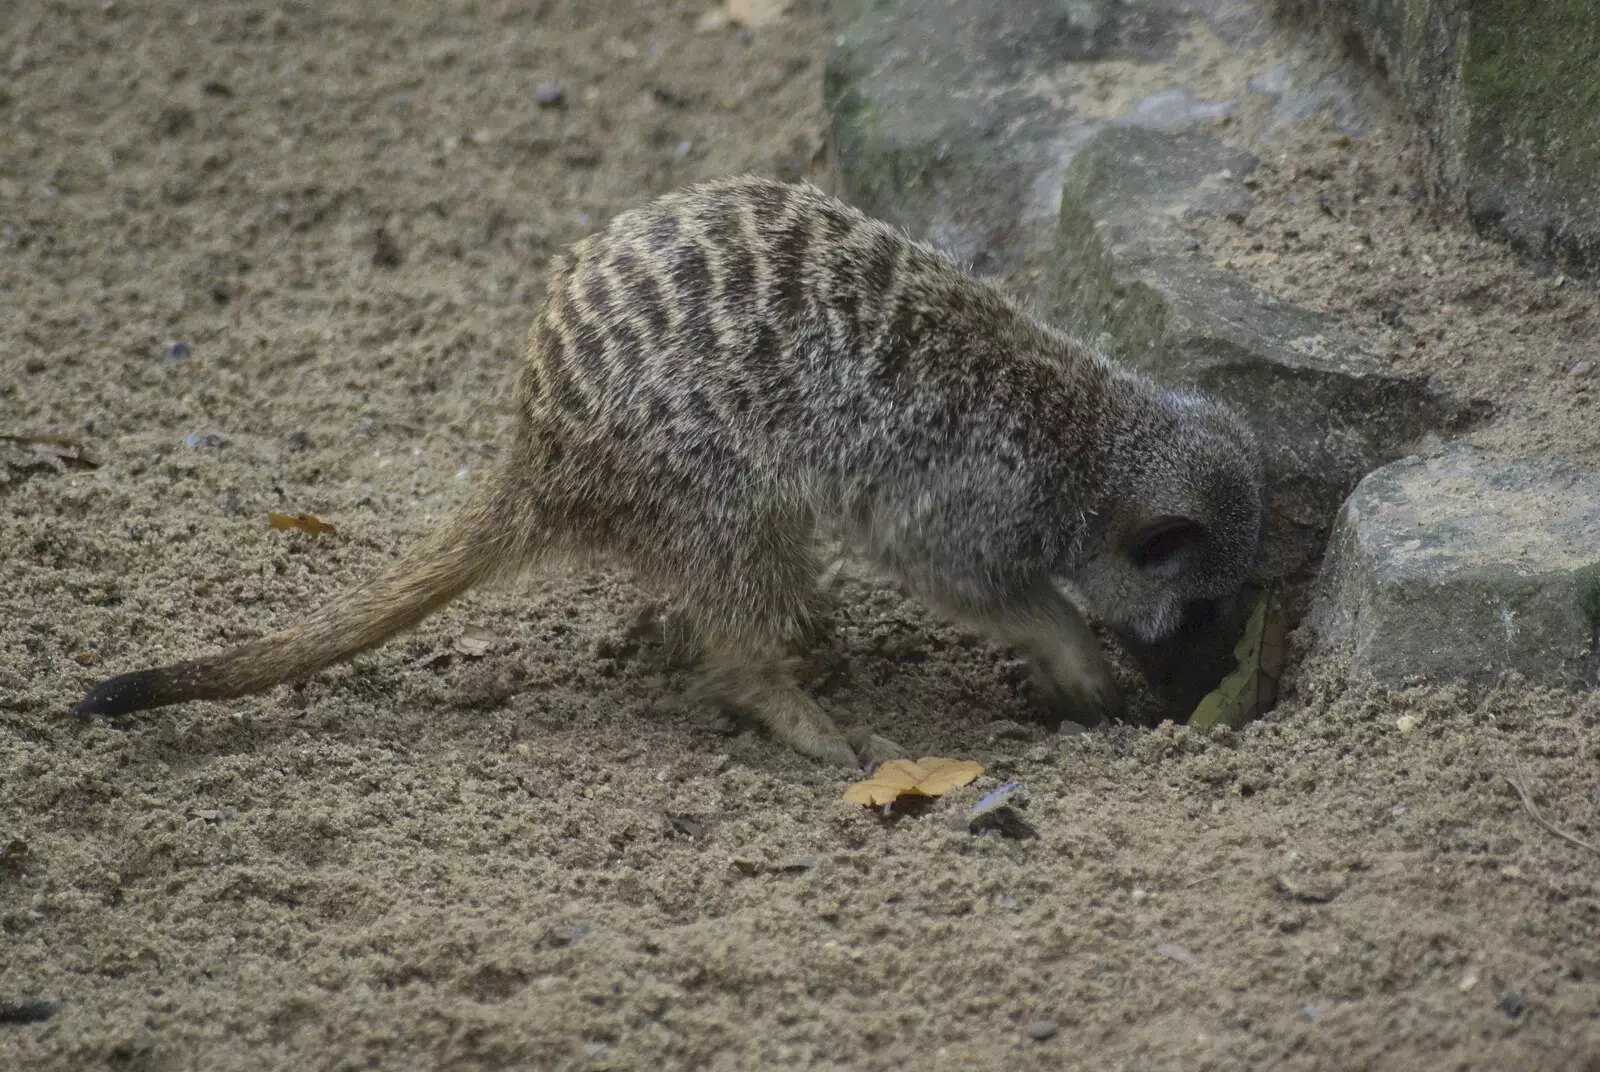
[72,670,169,718]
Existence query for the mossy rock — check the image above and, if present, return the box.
[1312,444,1600,688]
[1289,0,1600,276]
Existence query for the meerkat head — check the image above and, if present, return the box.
[1064,388,1264,643]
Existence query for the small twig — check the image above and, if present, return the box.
[359,416,496,459]
[1504,764,1600,858]
[1182,869,1226,890]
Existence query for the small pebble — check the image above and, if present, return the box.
[1026,1018,1058,1041]
[372,227,404,268]
[545,924,589,947]
[533,81,564,107]
[1498,991,1526,1019]
[1568,359,1593,377]
[166,340,192,363]
[0,998,61,1024]
[1155,942,1198,967]
[653,84,689,107]
[663,813,704,839]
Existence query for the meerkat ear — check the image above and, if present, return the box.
[1125,516,1205,571]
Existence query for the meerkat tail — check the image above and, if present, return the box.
[72,469,533,719]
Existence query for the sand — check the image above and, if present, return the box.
[3,2,1599,1069]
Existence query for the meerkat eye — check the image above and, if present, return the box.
[1126,516,1205,572]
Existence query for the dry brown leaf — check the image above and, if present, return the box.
[453,625,499,658]
[697,0,789,32]
[268,511,338,536]
[0,432,101,470]
[695,8,730,31]
[728,0,789,27]
[843,757,984,807]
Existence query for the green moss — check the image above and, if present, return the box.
[1048,130,1176,367]
[1326,0,1600,271]
[1457,0,1600,196]
[1578,565,1600,629]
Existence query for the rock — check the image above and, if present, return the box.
[1026,1017,1059,1041]
[985,719,1033,741]
[372,226,405,268]
[826,0,1487,595]
[663,813,705,839]
[1312,444,1600,688]
[824,0,1186,276]
[543,923,590,947]
[1045,124,1486,588]
[825,0,1370,282]
[822,0,1492,720]
[0,998,61,1025]
[1288,0,1600,278]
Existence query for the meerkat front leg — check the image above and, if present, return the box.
[969,584,1123,725]
[697,647,904,767]
[648,494,904,767]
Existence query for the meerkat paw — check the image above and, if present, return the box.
[845,727,907,767]
[1030,652,1123,725]
[749,685,860,767]
[804,734,865,768]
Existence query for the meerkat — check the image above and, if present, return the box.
[72,175,1264,767]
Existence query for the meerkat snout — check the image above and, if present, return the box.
[1063,394,1264,644]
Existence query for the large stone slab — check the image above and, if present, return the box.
[1312,445,1600,689]
[824,0,1187,276]
[1282,0,1600,278]
[823,0,1493,721]
[823,0,1367,284]
[825,0,1487,593]
[1044,124,1487,585]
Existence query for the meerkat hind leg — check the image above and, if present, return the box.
[636,486,903,766]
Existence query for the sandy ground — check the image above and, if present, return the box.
[3,2,1600,1069]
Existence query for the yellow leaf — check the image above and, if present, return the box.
[727,0,790,29]
[843,756,984,807]
[454,625,499,658]
[0,431,101,469]
[699,0,788,32]
[268,511,338,536]
[1188,586,1286,730]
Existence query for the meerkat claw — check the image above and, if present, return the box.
[846,728,908,767]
